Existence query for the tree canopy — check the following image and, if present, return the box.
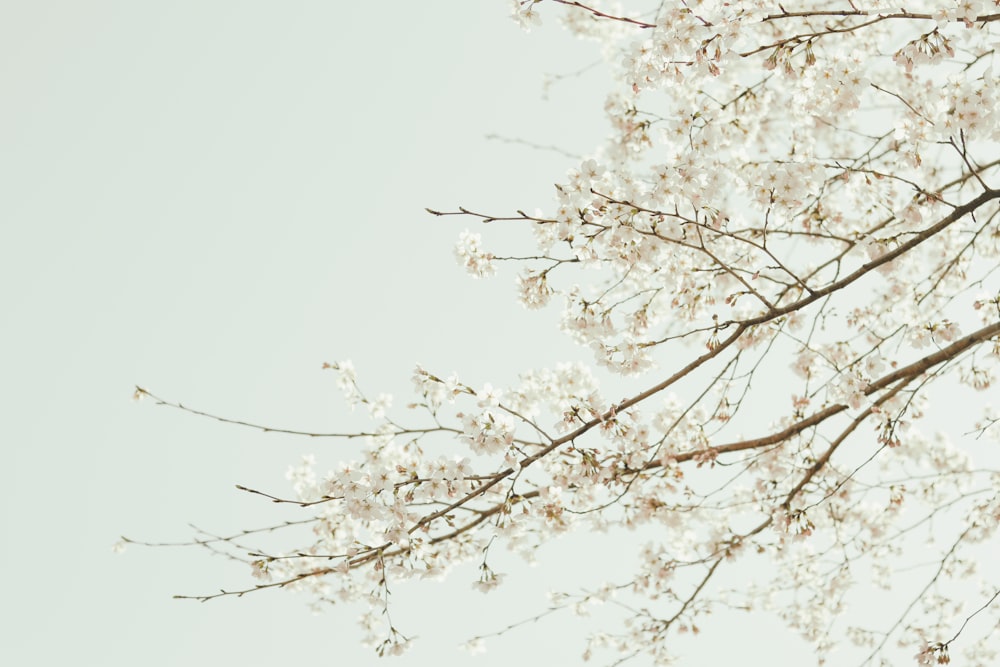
[133,2,1000,665]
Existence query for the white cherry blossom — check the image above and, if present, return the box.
[138,3,1000,665]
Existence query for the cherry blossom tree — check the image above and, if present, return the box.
[129,1,1000,665]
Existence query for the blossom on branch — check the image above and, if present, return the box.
[134,2,1000,665]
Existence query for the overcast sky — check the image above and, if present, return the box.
[0,3,822,665]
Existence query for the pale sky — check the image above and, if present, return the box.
[0,3,820,665]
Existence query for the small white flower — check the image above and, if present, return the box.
[367,393,392,420]
[250,559,272,581]
[476,383,502,407]
[510,0,542,31]
[454,230,496,278]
